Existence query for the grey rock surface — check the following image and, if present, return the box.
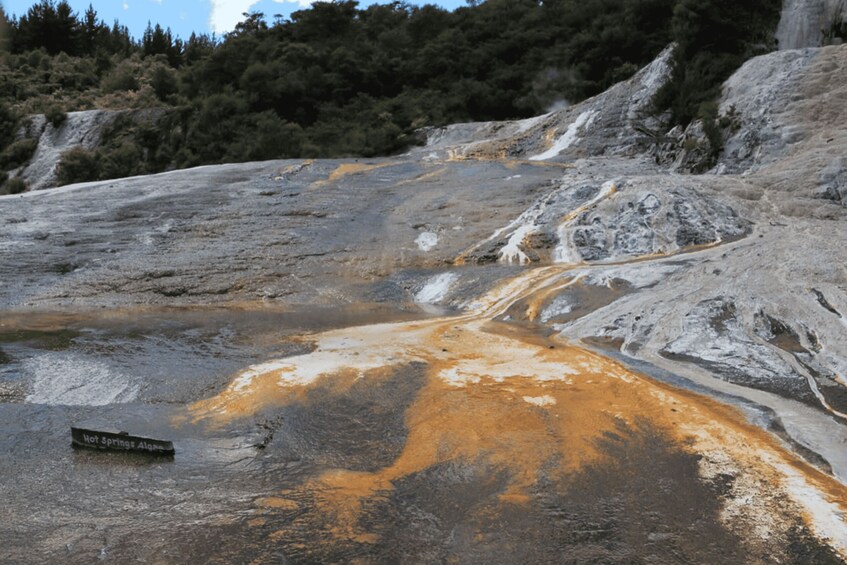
[0,158,563,308]
[19,110,119,190]
[420,45,674,163]
[777,0,847,49]
[16,108,166,191]
[2,48,846,450]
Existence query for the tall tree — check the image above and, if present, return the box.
[14,0,81,55]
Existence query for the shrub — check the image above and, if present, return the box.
[698,101,723,159]
[149,65,178,101]
[654,0,780,126]
[0,137,39,169]
[101,65,140,93]
[98,141,144,180]
[45,106,68,128]
[825,18,847,43]
[4,176,28,194]
[0,102,18,149]
[56,147,100,185]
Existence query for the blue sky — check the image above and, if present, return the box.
[1,0,467,39]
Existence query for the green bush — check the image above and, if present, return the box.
[654,0,780,126]
[98,140,144,180]
[0,0,786,171]
[0,137,39,169]
[150,65,178,101]
[45,105,67,128]
[101,65,139,93]
[56,147,100,185]
[0,102,18,149]
[3,176,28,194]
[698,101,723,160]
[825,18,847,43]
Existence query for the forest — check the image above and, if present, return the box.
[0,0,783,189]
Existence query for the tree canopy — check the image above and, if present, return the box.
[0,0,783,189]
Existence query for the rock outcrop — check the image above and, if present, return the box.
[13,108,165,191]
[15,110,119,190]
[421,45,675,163]
[777,0,847,48]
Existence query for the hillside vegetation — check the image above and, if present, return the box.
[0,0,782,190]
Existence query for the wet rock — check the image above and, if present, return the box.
[569,181,747,261]
[661,298,817,403]
[673,200,718,246]
[755,313,807,354]
[18,109,166,191]
[0,381,25,402]
[667,120,718,174]
[0,159,564,308]
[811,288,842,317]
[572,222,610,261]
[522,231,556,251]
[816,158,846,204]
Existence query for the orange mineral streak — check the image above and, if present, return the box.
[189,265,847,551]
[255,497,299,511]
[520,273,583,322]
[560,182,617,224]
[313,162,396,187]
[395,166,448,186]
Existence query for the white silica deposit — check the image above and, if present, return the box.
[24,353,139,406]
[415,272,458,304]
[530,110,596,161]
[415,231,439,252]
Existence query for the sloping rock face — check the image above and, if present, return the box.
[721,45,847,208]
[777,0,847,48]
[2,44,847,565]
[0,159,564,308]
[422,46,675,163]
[15,108,164,190]
[17,110,118,190]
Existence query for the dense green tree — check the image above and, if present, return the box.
[13,0,80,55]
[0,138,38,169]
[3,0,784,185]
[183,32,215,65]
[656,0,780,125]
[0,102,18,148]
[80,4,109,55]
[0,7,11,52]
[142,22,182,66]
[149,64,178,101]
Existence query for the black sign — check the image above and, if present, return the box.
[71,427,175,456]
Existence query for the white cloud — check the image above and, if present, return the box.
[208,0,316,33]
[122,1,129,9]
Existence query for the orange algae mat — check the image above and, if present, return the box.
[188,267,847,553]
